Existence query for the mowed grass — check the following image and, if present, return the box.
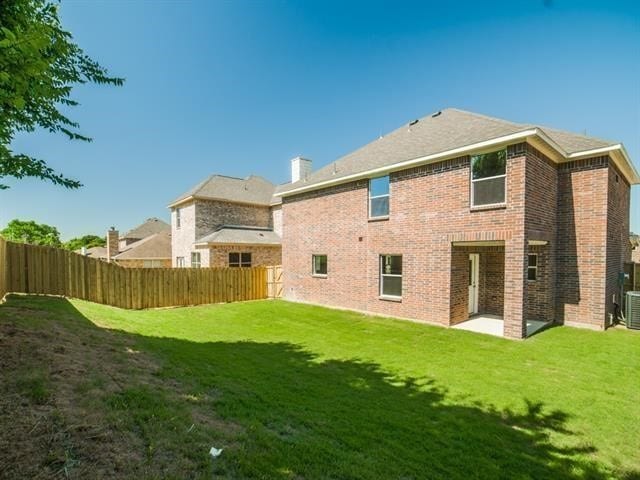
[2,295,639,479]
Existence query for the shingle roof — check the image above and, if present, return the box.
[195,226,281,246]
[278,108,627,195]
[170,175,276,207]
[76,246,108,259]
[122,218,170,240]
[113,231,171,260]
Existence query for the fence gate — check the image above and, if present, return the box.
[267,265,283,298]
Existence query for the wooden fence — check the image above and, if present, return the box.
[0,237,282,308]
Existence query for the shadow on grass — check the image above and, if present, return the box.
[3,296,633,479]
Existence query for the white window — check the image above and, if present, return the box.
[312,255,327,276]
[471,149,507,207]
[143,260,163,268]
[369,175,390,218]
[176,208,181,229]
[229,252,251,267]
[191,252,201,268]
[380,254,402,298]
[176,256,185,268]
[528,254,538,281]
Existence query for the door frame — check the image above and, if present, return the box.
[468,253,480,315]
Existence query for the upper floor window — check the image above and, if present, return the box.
[471,149,506,207]
[312,255,327,276]
[369,175,390,218]
[229,252,252,267]
[191,252,201,268]
[176,208,181,229]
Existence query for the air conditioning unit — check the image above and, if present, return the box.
[626,292,640,330]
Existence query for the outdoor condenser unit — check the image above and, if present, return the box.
[626,292,640,330]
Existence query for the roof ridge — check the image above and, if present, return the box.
[443,108,525,128]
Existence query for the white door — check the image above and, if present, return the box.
[468,254,479,315]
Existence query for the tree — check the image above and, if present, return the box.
[64,234,105,251]
[1,218,61,245]
[0,0,124,189]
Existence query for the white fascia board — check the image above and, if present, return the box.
[280,129,538,197]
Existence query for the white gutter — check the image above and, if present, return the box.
[280,128,640,197]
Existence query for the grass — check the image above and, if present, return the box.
[1,295,639,479]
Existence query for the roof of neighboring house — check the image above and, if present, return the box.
[77,246,108,259]
[277,108,639,196]
[113,231,172,260]
[195,225,281,246]
[122,217,170,240]
[169,175,277,208]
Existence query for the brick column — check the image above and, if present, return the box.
[504,235,527,339]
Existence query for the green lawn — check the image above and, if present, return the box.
[1,295,639,479]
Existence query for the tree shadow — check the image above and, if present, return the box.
[2,295,634,479]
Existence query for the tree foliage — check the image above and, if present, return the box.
[0,0,124,189]
[63,234,105,251]
[1,218,61,245]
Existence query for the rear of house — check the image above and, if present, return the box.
[277,109,638,339]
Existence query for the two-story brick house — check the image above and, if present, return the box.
[276,109,638,339]
[169,175,283,268]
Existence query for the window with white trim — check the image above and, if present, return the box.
[229,252,252,267]
[312,255,327,276]
[191,252,201,268]
[176,256,185,268]
[143,260,163,268]
[471,149,507,207]
[176,208,181,229]
[369,175,390,218]
[380,254,402,298]
[527,253,538,281]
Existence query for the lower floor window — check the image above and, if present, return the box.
[229,252,252,267]
[176,257,185,268]
[312,255,327,276]
[191,252,201,268]
[143,260,163,268]
[380,254,402,298]
[527,253,538,281]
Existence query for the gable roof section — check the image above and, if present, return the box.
[277,108,638,196]
[122,217,170,240]
[169,175,276,208]
[113,231,171,260]
[195,225,281,246]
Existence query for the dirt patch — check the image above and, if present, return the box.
[0,297,239,479]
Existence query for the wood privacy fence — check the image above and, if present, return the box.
[0,237,282,308]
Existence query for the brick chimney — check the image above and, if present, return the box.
[291,156,312,183]
[106,227,119,262]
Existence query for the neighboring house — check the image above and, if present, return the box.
[78,218,172,268]
[632,234,640,263]
[169,175,282,268]
[276,108,638,339]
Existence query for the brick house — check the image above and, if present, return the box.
[632,235,640,263]
[276,109,638,339]
[169,175,282,268]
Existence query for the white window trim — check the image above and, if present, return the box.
[470,151,507,209]
[176,256,185,268]
[379,254,402,300]
[527,253,538,281]
[176,208,181,229]
[369,176,390,219]
[229,252,252,268]
[312,254,328,277]
[191,252,201,268]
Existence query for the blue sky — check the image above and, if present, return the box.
[3,0,639,239]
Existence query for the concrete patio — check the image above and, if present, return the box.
[452,315,550,338]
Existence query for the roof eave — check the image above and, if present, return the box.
[193,241,281,248]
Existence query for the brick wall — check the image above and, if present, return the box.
[271,204,283,236]
[195,200,271,239]
[282,146,530,337]
[633,247,640,264]
[605,164,631,322]
[556,157,610,329]
[116,259,172,268]
[209,245,281,268]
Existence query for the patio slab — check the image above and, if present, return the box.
[453,315,551,338]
